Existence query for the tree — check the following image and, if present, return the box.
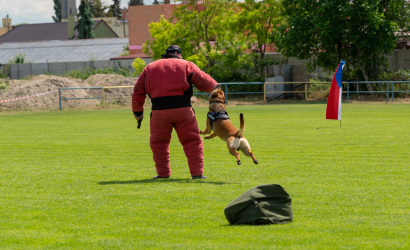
[234,0,283,76]
[143,0,259,82]
[128,0,144,6]
[107,0,122,17]
[75,0,96,39]
[142,16,176,60]
[171,0,240,68]
[276,0,410,85]
[52,0,62,22]
[143,0,233,64]
[87,0,108,17]
[236,0,283,61]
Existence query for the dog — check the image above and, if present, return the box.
[199,87,258,165]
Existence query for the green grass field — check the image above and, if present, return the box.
[0,103,409,249]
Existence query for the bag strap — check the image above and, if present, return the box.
[251,197,275,224]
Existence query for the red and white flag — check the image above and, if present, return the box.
[326,61,345,120]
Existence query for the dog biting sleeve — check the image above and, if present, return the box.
[207,111,230,129]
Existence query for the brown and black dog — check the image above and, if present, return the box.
[199,87,258,165]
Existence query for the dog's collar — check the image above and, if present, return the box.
[210,100,225,104]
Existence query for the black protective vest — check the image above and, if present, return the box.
[207,111,230,128]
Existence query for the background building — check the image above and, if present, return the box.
[61,0,78,19]
[128,3,176,55]
[0,15,12,37]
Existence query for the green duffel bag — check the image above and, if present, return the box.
[224,184,293,225]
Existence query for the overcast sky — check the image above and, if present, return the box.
[0,0,155,26]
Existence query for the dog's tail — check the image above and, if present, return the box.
[236,113,245,137]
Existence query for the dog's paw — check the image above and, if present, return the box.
[253,160,259,164]
[237,160,241,165]
[199,130,204,134]
[204,136,212,139]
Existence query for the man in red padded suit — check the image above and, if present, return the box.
[132,45,218,179]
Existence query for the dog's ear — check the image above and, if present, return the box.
[215,84,222,90]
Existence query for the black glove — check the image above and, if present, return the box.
[133,112,143,129]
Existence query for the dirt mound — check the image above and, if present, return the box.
[86,74,137,87]
[0,74,138,111]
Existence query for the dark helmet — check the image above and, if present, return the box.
[166,45,182,54]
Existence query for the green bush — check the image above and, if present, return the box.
[65,66,134,80]
[9,53,26,64]
[120,45,129,57]
[379,69,410,81]
[307,78,331,99]
[2,53,29,78]
[131,58,146,76]
[308,75,332,92]
[378,70,410,97]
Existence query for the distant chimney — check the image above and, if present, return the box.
[68,15,75,39]
[164,0,170,4]
[62,0,77,20]
[121,8,128,20]
[2,15,11,30]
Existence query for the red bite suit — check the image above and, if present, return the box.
[132,56,218,177]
